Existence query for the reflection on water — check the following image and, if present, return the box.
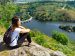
[22,19,75,40]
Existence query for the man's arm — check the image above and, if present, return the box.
[20,28,30,33]
[19,26,25,29]
[19,26,30,33]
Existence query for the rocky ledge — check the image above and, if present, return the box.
[0,36,66,56]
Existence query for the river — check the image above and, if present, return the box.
[22,19,75,40]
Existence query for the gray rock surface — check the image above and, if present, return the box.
[51,51,66,56]
[9,42,52,56]
[0,36,66,56]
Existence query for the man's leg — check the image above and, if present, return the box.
[18,33,31,46]
[26,33,32,46]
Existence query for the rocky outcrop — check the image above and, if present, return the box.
[9,42,52,56]
[51,51,66,56]
[0,36,66,56]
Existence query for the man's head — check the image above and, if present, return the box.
[12,16,21,27]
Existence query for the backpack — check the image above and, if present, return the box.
[3,27,12,46]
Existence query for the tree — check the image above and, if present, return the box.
[0,0,11,5]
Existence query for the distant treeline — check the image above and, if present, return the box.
[18,1,75,22]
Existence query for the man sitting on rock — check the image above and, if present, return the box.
[4,16,32,49]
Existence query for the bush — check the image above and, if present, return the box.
[52,31,69,45]
[0,2,18,22]
[0,2,19,30]
[29,30,47,45]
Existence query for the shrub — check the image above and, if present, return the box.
[34,35,46,45]
[30,30,47,45]
[52,31,69,45]
[0,2,18,22]
[0,25,6,35]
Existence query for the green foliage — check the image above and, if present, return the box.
[29,30,75,56]
[0,25,6,35]
[52,31,69,45]
[0,2,18,22]
[0,0,11,5]
[0,2,18,29]
[30,30,52,46]
[21,12,31,21]
[19,2,75,22]
[3,2,18,21]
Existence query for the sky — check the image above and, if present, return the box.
[51,0,75,1]
[15,0,75,2]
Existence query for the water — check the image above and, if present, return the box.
[14,0,38,3]
[22,19,75,40]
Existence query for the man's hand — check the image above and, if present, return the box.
[19,26,25,29]
[26,29,30,32]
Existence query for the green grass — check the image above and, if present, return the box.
[30,30,75,56]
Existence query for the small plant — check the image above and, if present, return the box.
[52,31,69,45]
[0,25,6,35]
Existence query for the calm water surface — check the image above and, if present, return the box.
[22,19,75,40]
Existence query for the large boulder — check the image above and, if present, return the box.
[9,42,52,56]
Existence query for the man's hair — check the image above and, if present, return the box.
[12,16,19,27]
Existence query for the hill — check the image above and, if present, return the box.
[18,1,75,22]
